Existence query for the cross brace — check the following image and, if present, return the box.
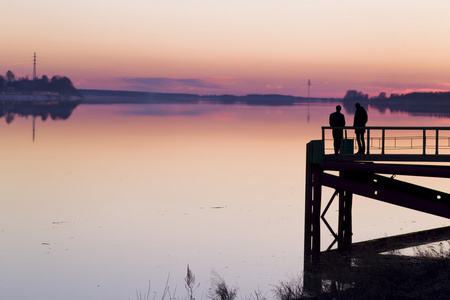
[321,171,450,219]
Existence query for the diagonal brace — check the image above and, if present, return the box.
[321,190,339,250]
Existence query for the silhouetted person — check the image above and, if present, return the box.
[329,105,346,154]
[353,103,368,154]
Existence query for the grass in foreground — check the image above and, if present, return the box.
[133,242,450,300]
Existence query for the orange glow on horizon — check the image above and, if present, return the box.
[3,1,450,98]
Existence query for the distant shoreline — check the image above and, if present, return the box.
[78,89,450,117]
[78,88,338,105]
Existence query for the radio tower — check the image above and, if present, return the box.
[33,52,37,80]
[307,79,311,98]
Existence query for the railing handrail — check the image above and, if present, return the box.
[322,126,450,130]
[321,126,450,156]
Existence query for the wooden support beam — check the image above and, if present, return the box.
[304,141,324,294]
[338,172,352,250]
[322,226,450,261]
[322,161,450,178]
[321,172,450,219]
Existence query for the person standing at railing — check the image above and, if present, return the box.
[329,105,346,154]
[354,103,368,154]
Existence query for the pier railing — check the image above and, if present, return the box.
[322,126,450,156]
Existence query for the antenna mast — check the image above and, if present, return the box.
[33,52,37,80]
[307,79,311,98]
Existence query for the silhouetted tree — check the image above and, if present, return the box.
[343,90,369,101]
[6,70,15,82]
[50,76,80,95]
[0,69,81,96]
[376,92,387,100]
[41,75,49,84]
[0,76,5,91]
[36,75,50,91]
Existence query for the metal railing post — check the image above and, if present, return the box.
[322,127,325,155]
[436,129,439,155]
[366,128,370,154]
[423,129,426,155]
[381,129,385,155]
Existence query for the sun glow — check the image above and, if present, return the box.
[3,1,450,97]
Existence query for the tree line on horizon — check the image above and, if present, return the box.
[343,89,450,102]
[0,70,81,96]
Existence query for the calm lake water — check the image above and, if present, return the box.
[0,100,449,300]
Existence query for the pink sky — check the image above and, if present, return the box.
[3,1,450,98]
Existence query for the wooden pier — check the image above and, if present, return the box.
[304,126,450,293]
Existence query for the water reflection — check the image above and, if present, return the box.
[0,100,449,300]
[341,99,450,118]
[83,89,450,118]
[120,103,223,117]
[0,100,81,142]
[0,100,81,124]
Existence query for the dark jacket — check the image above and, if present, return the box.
[353,106,368,133]
[329,111,346,128]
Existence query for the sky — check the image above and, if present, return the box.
[2,0,450,98]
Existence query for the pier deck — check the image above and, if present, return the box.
[304,126,450,293]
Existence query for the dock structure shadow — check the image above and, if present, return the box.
[304,126,450,295]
